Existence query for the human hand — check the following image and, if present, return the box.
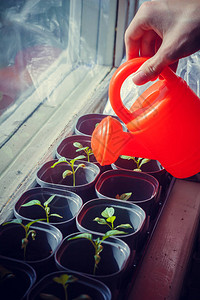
[125,0,200,85]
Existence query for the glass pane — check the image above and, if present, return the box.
[0,0,70,120]
[0,0,117,126]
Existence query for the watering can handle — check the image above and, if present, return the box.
[109,57,179,125]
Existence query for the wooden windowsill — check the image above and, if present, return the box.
[127,179,200,300]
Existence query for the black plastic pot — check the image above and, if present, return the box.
[0,220,62,279]
[14,187,83,236]
[76,198,146,256]
[112,157,166,185]
[27,270,112,300]
[55,232,130,298]
[74,113,127,136]
[56,134,97,163]
[0,255,36,300]
[95,169,159,217]
[36,159,100,202]
[56,134,111,173]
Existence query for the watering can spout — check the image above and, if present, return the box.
[91,116,154,166]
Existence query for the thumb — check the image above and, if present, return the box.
[131,51,170,85]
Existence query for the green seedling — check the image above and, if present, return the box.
[40,274,91,300]
[73,142,93,163]
[51,156,86,187]
[3,219,44,260]
[115,192,132,201]
[21,194,63,223]
[68,230,126,275]
[93,207,133,232]
[120,155,151,172]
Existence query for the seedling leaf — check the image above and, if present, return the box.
[76,147,89,152]
[133,168,142,172]
[101,207,114,218]
[76,148,85,152]
[26,219,45,231]
[104,229,126,237]
[93,217,107,225]
[44,195,56,206]
[71,155,86,162]
[120,155,132,160]
[115,224,133,229]
[21,200,41,207]
[120,155,151,171]
[116,192,132,201]
[58,157,68,162]
[73,142,83,148]
[51,157,68,168]
[76,163,85,169]
[53,274,77,285]
[3,219,22,226]
[63,170,73,178]
[139,158,151,167]
[68,233,92,241]
[137,157,143,163]
[50,213,63,218]
[106,216,116,224]
[30,230,36,240]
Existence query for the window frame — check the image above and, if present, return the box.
[0,0,136,222]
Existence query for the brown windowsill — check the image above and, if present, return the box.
[127,179,200,300]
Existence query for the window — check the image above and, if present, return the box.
[0,0,137,221]
[0,0,118,139]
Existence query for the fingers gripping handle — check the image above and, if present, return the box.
[109,57,178,125]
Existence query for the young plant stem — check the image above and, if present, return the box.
[120,155,151,171]
[3,219,45,260]
[36,203,50,223]
[21,195,62,223]
[51,157,85,187]
[51,274,79,300]
[70,161,76,187]
[93,207,133,236]
[73,142,93,163]
[64,285,68,300]
[68,231,125,275]
[71,160,84,186]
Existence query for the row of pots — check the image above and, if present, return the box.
[0,254,111,300]
[0,113,169,300]
[0,199,137,299]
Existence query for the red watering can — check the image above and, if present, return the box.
[91,57,200,178]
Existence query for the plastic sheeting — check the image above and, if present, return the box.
[0,0,69,117]
[104,51,200,115]
[0,0,117,125]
